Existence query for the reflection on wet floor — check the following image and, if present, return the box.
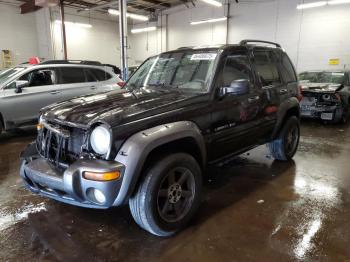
[1,122,350,261]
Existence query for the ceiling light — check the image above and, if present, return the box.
[296,1,327,9]
[199,0,222,7]
[54,20,92,28]
[131,26,157,34]
[108,8,149,21]
[190,17,227,25]
[328,0,350,5]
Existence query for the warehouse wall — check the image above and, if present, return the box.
[0,3,39,67]
[50,8,121,66]
[130,0,350,72]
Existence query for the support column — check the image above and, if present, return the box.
[119,0,128,80]
[59,0,68,59]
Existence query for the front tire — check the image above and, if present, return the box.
[268,116,300,161]
[129,153,202,237]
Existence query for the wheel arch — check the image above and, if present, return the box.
[271,97,300,139]
[113,121,206,206]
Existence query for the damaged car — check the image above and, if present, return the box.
[299,70,350,123]
[20,40,301,237]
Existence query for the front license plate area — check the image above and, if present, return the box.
[321,113,333,120]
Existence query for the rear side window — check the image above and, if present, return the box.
[280,53,297,83]
[253,51,281,86]
[59,67,86,84]
[91,69,112,81]
[84,69,97,82]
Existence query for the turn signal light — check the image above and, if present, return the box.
[36,123,44,131]
[83,171,121,181]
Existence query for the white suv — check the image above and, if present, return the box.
[0,61,123,134]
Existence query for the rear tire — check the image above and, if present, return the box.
[268,116,300,161]
[129,153,202,237]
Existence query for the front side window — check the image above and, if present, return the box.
[126,50,218,93]
[17,68,55,87]
[219,52,253,88]
[59,67,86,84]
[253,51,281,86]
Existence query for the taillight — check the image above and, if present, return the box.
[334,93,341,101]
[297,85,303,101]
[117,82,126,88]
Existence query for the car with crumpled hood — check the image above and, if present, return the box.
[299,70,350,123]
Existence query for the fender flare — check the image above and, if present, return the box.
[113,121,206,206]
[271,97,300,139]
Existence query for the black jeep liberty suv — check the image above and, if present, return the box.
[20,40,301,237]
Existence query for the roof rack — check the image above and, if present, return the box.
[40,60,102,66]
[239,40,281,48]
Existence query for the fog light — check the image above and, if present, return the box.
[93,189,106,204]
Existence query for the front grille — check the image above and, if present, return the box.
[37,122,86,169]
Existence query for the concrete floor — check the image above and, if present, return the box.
[1,121,350,262]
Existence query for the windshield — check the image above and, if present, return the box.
[126,50,218,93]
[0,67,26,86]
[299,71,345,84]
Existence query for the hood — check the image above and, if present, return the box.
[42,88,200,128]
[300,81,342,93]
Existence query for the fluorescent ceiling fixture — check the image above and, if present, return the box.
[55,20,92,28]
[200,0,222,7]
[108,9,149,21]
[328,0,350,5]
[296,1,327,9]
[190,17,227,25]
[131,26,157,34]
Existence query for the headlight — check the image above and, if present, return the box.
[90,125,111,155]
[322,94,331,101]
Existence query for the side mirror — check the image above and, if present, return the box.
[220,79,250,97]
[14,80,29,93]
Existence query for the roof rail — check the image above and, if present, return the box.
[239,40,281,48]
[40,60,102,66]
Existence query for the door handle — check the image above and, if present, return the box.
[279,89,288,94]
[50,90,61,95]
[248,96,260,103]
[90,86,97,90]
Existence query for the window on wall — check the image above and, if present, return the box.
[253,51,281,86]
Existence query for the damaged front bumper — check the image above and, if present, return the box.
[20,142,125,209]
[300,104,343,121]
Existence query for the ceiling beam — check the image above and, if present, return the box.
[20,0,41,14]
[128,3,155,12]
[138,0,170,8]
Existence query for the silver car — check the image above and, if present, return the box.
[0,62,123,134]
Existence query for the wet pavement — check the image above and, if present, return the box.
[1,121,350,262]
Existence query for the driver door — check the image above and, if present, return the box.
[1,68,59,125]
[209,49,264,160]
